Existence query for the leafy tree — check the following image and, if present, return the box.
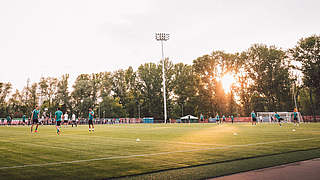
[244,44,294,112]
[172,63,198,118]
[193,51,240,117]
[0,82,12,117]
[72,74,93,117]
[290,35,320,115]
[55,74,71,113]
[136,62,163,119]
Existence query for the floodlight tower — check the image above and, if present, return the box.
[155,33,170,123]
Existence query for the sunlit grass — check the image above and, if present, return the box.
[0,123,319,180]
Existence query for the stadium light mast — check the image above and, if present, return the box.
[155,33,170,123]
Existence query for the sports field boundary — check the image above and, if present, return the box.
[0,137,318,170]
[108,147,320,180]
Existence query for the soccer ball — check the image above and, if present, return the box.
[136,138,140,142]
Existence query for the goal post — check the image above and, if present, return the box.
[256,112,303,123]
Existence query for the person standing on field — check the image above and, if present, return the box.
[63,112,69,128]
[30,105,40,133]
[231,115,234,124]
[72,113,77,127]
[22,114,26,125]
[293,108,299,126]
[88,108,94,132]
[200,113,204,122]
[6,115,11,126]
[251,110,257,126]
[216,113,220,124]
[55,107,63,135]
[222,115,226,123]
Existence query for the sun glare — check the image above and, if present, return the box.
[221,73,235,93]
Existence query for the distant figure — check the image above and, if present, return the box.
[259,116,263,123]
[200,113,204,122]
[6,115,11,126]
[251,110,257,125]
[293,108,299,126]
[1,118,4,125]
[30,105,40,133]
[274,112,283,126]
[231,115,234,124]
[63,112,69,128]
[72,113,77,127]
[22,114,26,125]
[88,108,95,132]
[222,115,226,122]
[55,107,63,135]
[216,113,220,124]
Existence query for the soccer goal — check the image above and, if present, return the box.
[256,112,303,123]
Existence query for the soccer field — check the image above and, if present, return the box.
[0,123,320,180]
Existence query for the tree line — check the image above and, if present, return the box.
[1,35,319,119]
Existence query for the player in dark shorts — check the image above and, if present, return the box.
[22,114,26,125]
[274,112,283,126]
[231,115,234,124]
[30,105,40,133]
[88,108,95,132]
[71,113,77,127]
[251,110,257,125]
[222,115,226,123]
[55,108,63,135]
[293,108,299,126]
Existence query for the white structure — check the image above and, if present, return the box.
[257,112,303,123]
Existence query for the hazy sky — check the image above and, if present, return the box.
[1,0,319,90]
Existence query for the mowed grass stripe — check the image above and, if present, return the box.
[0,136,318,170]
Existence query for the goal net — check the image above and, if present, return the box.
[256,112,303,123]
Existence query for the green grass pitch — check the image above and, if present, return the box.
[0,123,320,180]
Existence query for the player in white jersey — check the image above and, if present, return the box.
[63,112,69,128]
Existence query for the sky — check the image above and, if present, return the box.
[0,0,319,91]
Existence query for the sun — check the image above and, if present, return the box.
[221,73,236,93]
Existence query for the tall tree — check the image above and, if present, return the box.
[55,74,71,112]
[244,44,294,112]
[136,62,163,119]
[172,63,198,118]
[193,51,240,116]
[0,82,12,117]
[290,35,320,116]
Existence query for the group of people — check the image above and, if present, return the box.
[214,114,235,124]
[250,108,299,126]
[30,106,95,135]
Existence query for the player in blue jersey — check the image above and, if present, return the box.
[30,105,40,133]
[215,113,220,124]
[274,112,283,126]
[55,107,63,135]
[251,110,257,125]
[88,108,95,132]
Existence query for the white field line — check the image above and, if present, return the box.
[0,137,318,170]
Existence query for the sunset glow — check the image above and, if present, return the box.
[221,73,236,93]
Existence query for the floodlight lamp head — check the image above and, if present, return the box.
[155,33,170,41]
